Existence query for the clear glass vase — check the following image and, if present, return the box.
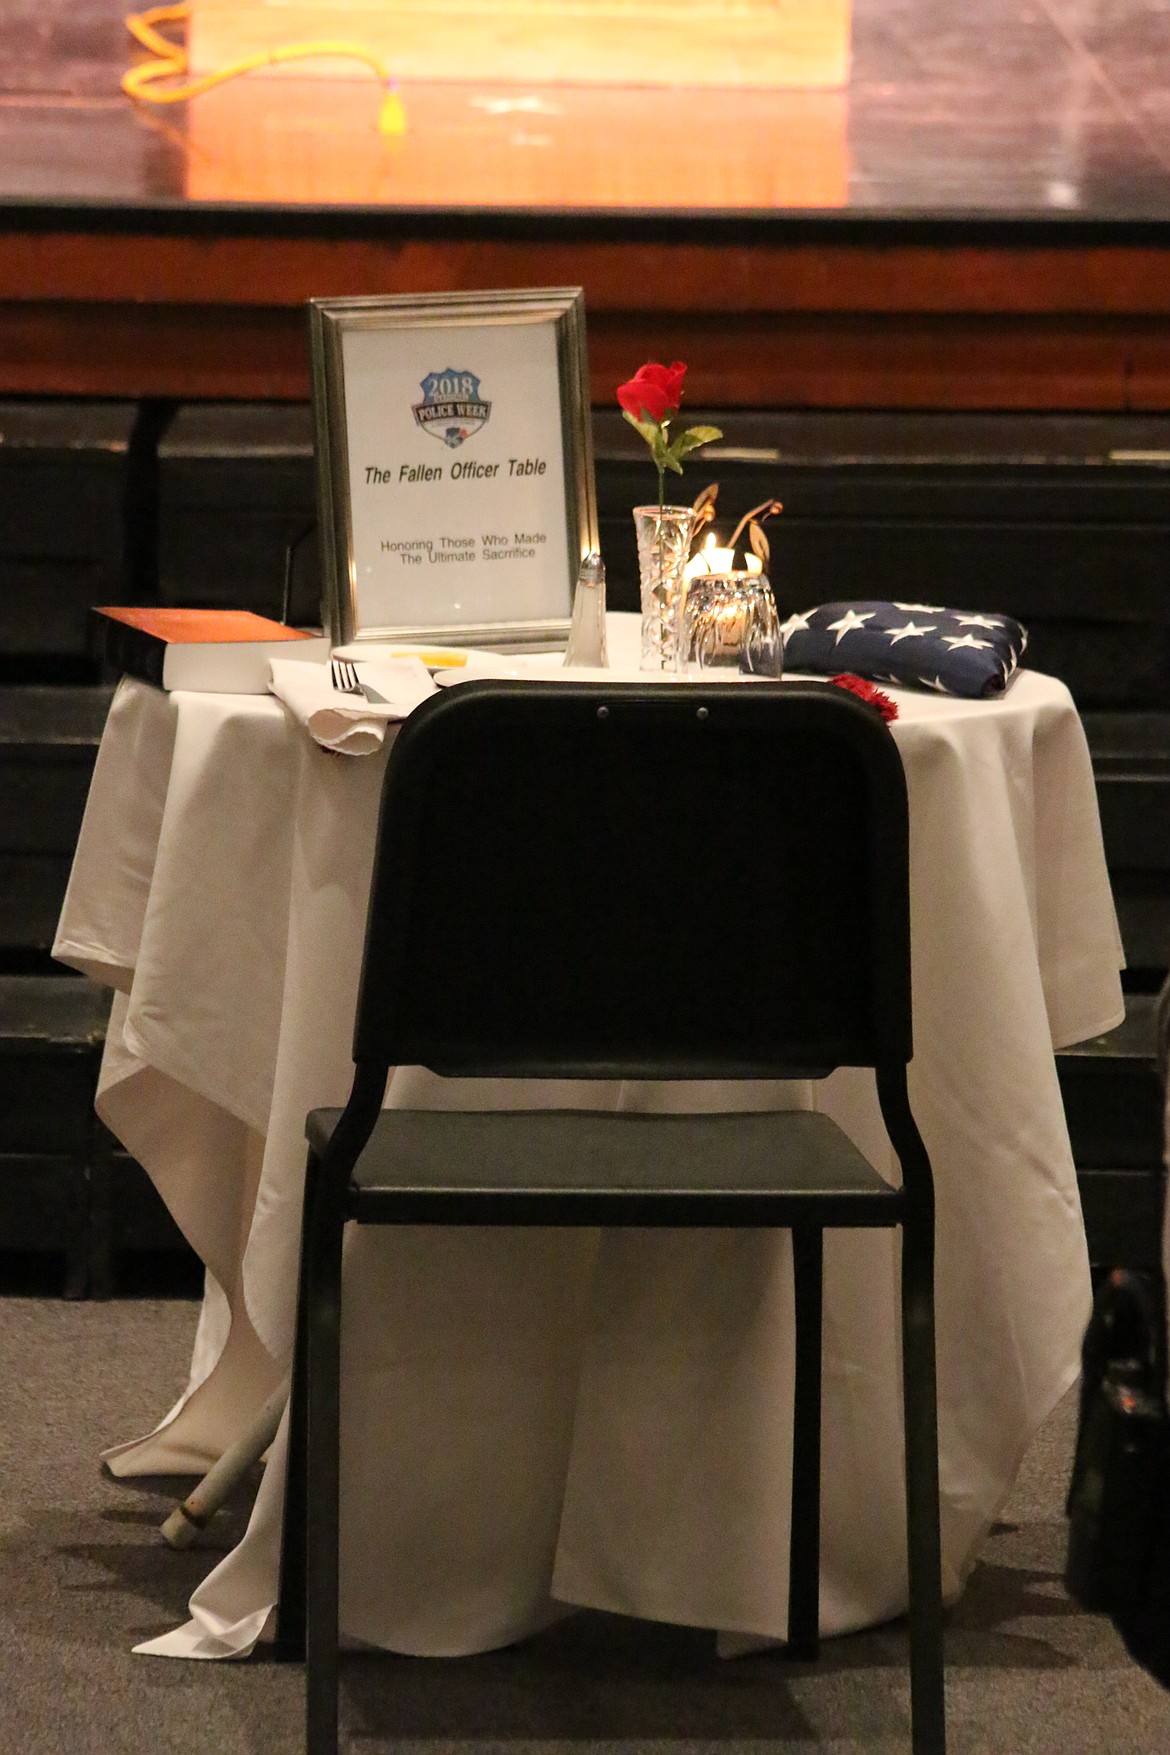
[634,504,696,671]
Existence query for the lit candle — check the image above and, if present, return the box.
[743,553,764,574]
[683,534,713,580]
[684,533,736,580]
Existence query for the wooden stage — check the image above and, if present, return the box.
[4,0,1170,410]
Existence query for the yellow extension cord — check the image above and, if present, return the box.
[122,3,407,133]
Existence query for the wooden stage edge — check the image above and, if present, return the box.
[6,212,1170,408]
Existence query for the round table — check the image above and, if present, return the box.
[54,615,1124,1659]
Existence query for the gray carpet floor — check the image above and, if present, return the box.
[3,1291,1170,1754]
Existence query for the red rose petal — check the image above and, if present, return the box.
[616,360,687,424]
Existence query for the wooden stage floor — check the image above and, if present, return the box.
[4,0,1170,407]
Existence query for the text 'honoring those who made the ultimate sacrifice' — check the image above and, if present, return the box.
[367,456,550,565]
[340,330,573,631]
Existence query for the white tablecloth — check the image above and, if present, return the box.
[54,614,1125,1660]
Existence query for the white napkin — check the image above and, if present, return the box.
[268,656,438,755]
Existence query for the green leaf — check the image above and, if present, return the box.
[621,408,662,449]
[663,452,685,475]
[670,427,723,463]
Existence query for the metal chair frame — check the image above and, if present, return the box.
[274,679,946,1755]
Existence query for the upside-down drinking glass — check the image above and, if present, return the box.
[679,571,784,677]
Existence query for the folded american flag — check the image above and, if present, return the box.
[780,601,1028,698]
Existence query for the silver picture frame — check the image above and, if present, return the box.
[309,287,598,649]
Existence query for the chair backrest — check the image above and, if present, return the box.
[353,680,912,1081]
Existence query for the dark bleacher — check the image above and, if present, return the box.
[0,401,131,683]
[0,974,111,1297]
[0,685,114,957]
[1083,712,1170,979]
[1,400,1165,1291]
[157,403,320,624]
[1059,995,1165,1275]
[0,400,191,1294]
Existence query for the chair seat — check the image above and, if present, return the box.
[305,1105,904,1227]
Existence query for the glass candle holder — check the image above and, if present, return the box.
[679,571,784,677]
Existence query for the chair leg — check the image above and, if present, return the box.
[902,1219,946,1755]
[305,1194,345,1755]
[273,1153,318,1662]
[787,1226,823,1661]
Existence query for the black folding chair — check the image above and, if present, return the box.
[275,679,946,1755]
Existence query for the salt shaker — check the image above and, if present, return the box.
[563,551,609,669]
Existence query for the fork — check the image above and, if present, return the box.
[330,656,360,695]
[331,655,390,707]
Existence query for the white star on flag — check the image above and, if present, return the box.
[921,675,951,693]
[893,601,945,614]
[884,620,937,644]
[956,614,1003,629]
[827,608,875,645]
[781,611,814,637]
[942,633,993,651]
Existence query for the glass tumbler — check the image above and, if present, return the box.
[679,571,784,677]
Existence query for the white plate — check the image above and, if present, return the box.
[331,642,476,674]
[435,661,781,688]
[435,652,576,684]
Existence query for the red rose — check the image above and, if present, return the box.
[830,673,898,723]
[616,360,687,425]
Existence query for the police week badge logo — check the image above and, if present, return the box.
[412,369,492,449]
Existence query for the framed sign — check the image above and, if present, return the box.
[309,287,598,648]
